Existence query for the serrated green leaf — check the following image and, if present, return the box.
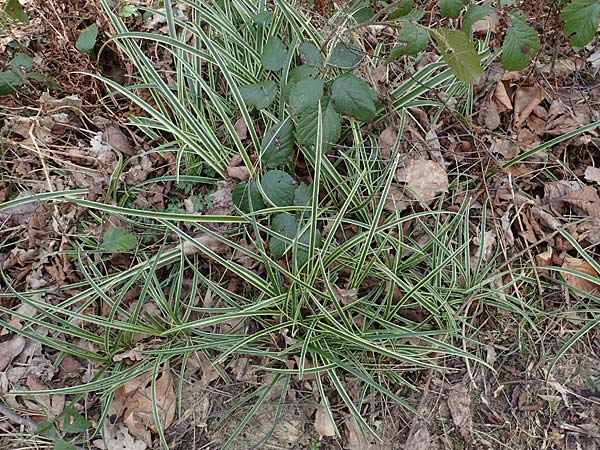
[295,97,341,149]
[289,78,324,114]
[440,0,465,18]
[54,440,78,450]
[352,6,374,23]
[283,65,319,101]
[331,74,377,122]
[294,183,311,206]
[386,22,429,62]
[9,52,33,72]
[63,407,91,434]
[463,3,495,34]
[76,23,98,55]
[232,181,266,213]
[102,227,137,253]
[261,120,294,167]
[254,10,273,26]
[560,0,600,51]
[402,9,426,21]
[270,213,298,259]
[239,81,277,110]
[299,42,324,67]
[262,170,296,207]
[0,71,22,96]
[501,10,541,70]
[432,29,483,84]
[262,36,288,71]
[389,0,414,19]
[4,0,29,24]
[326,42,363,69]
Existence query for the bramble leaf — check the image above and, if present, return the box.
[501,10,541,70]
[440,0,466,19]
[262,170,296,207]
[239,81,277,110]
[289,78,324,114]
[0,71,22,96]
[299,42,324,67]
[327,42,363,69]
[389,0,414,19]
[560,0,600,51]
[4,0,29,24]
[295,97,341,149]
[232,181,265,213]
[386,23,429,62]
[261,36,288,71]
[432,29,483,83]
[261,120,295,167]
[331,74,376,122]
[102,227,137,253]
[463,3,494,34]
[76,23,99,55]
[270,213,298,259]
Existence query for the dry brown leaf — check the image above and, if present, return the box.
[92,117,135,155]
[182,233,230,256]
[561,185,600,217]
[535,249,553,277]
[544,181,580,202]
[344,416,375,450]
[448,384,472,440]
[493,81,512,112]
[314,404,336,438]
[0,336,26,371]
[479,99,501,130]
[396,159,448,206]
[562,257,600,294]
[403,422,431,450]
[93,425,147,450]
[383,185,409,213]
[490,139,517,159]
[514,85,544,127]
[378,125,398,160]
[332,285,358,306]
[113,346,144,362]
[584,167,600,185]
[233,117,248,140]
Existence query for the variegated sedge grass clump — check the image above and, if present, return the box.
[0,1,560,448]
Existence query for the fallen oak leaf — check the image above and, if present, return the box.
[562,257,600,295]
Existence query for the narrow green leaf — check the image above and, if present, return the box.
[326,42,363,69]
[262,36,288,71]
[432,29,483,83]
[4,0,29,24]
[463,3,495,34]
[386,23,429,62]
[270,213,298,259]
[299,42,324,67]
[63,407,91,434]
[289,78,324,114]
[232,181,266,213]
[501,10,541,70]
[440,0,466,18]
[261,170,296,207]
[331,74,377,122]
[239,81,277,110]
[295,97,341,148]
[102,227,138,253]
[0,71,22,96]
[560,0,600,51]
[75,23,99,55]
[254,11,274,27]
[261,120,295,167]
[389,0,414,19]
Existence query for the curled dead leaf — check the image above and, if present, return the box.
[396,159,448,206]
[561,185,600,218]
[314,404,336,438]
[448,384,472,440]
[535,249,553,277]
[514,85,544,128]
[562,257,600,294]
[584,167,600,185]
[0,335,26,371]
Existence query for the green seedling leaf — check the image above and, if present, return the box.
[501,10,540,70]
[270,213,298,259]
[352,6,374,23]
[28,72,60,90]
[432,29,483,84]
[440,0,466,19]
[232,181,265,213]
[560,0,600,51]
[9,52,33,73]
[327,42,363,69]
[389,0,414,19]
[261,120,294,167]
[37,420,59,438]
[54,440,78,450]
[76,23,99,55]
[0,71,22,96]
[262,36,288,71]
[120,4,140,18]
[386,22,429,62]
[463,3,495,34]
[102,227,137,253]
[262,170,296,207]
[299,42,324,67]
[4,0,29,24]
[331,74,377,122]
[289,78,324,114]
[295,97,341,149]
[254,10,274,27]
[294,183,311,206]
[240,81,277,110]
[63,407,91,434]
